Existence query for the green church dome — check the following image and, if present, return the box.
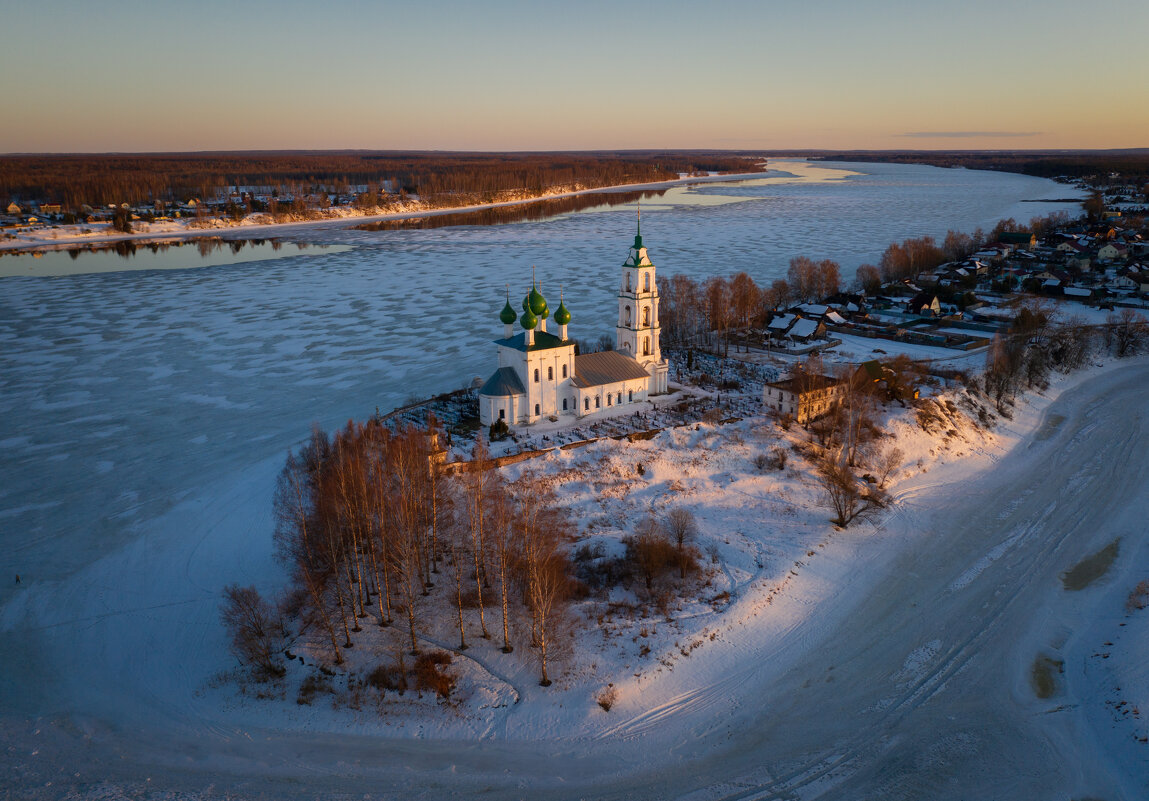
[554,301,571,325]
[520,307,538,330]
[528,284,548,316]
[499,300,517,325]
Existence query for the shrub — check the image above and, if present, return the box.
[623,526,678,592]
[489,418,509,441]
[367,664,407,694]
[573,541,623,590]
[220,584,285,678]
[596,685,618,711]
[706,543,721,564]
[414,651,457,699]
[297,671,334,705]
[769,447,788,470]
[623,518,701,592]
[1126,580,1149,614]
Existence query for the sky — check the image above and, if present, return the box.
[2,0,1147,153]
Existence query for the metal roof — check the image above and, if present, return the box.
[495,330,573,353]
[478,366,526,398]
[572,350,651,388]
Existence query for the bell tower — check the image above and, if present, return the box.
[616,212,661,367]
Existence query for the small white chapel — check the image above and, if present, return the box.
[478,220,670,427]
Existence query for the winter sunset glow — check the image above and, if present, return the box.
[2,0,1147,153]
[4,2,1149,801]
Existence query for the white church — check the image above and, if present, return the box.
[478,221,670,427]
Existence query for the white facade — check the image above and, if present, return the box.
[615,223,669,393]
[478,223,671,426]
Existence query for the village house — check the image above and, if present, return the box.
[1097,242,1128,262]
[999,231,1037,250]
[906,292,942,317]
[764,311,829,346]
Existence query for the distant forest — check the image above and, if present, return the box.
[803,150,1149,185]
[0,151,764,209]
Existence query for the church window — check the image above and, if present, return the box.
[562,398,568,411]
[595,397,600,409]
[499,408,505,420]
[534,403,540,415]
[562,364,568,378]
[642,306,649,327]
[534,368,539,383]
[626,273,631,291]
[585,398,590,411]
[617,392,622,404]
[548,366,553,381]
[628,390,633,402]
[624,305,631,326]
[644,272,650,292]
[643,336,650,356]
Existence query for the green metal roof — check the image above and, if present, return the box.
[528,284,547,315]
[499,300,517,324]
[554,300,571,325]
[496,329,573,353]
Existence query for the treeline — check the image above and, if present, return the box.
[0,151,763,210]
[808,150,1149,185]
[266,420,573,687]
[224,415,711,692]
[660,258,842,352]
[875,211,1074,285]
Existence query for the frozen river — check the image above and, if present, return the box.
[2,160,1115,800]
[0,160,1081,591]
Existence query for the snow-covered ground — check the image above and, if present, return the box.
[2,353,1146,799]
[5,161,1140,799]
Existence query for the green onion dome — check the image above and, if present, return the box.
[554,301,571,326]
[499,300,517,325]
[528,285,548,316]
[521,307,538,330]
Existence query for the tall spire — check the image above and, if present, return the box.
[634,202,643,249]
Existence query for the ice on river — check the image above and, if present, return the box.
[0,160,1082,596]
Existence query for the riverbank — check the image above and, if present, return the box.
[0,170,770,255]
